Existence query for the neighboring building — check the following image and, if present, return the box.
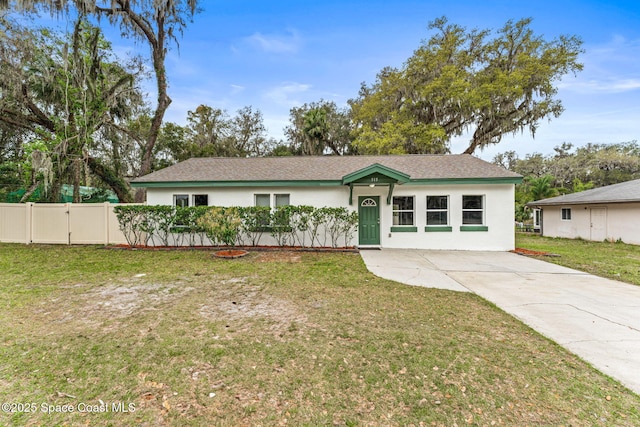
[528,178,640,245]
[131,155,522,250]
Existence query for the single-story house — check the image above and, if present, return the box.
[131,155,522,250]
[527,178,640,245]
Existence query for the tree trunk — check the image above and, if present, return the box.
[87,157,134,203]
[19,181,40,203]
[463,138,481,155]
[137,12,170,179]
[73,158,81,203]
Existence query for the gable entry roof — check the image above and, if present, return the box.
[131,154,522,204]
[528,178,640,207]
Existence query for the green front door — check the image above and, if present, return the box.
[358,196,380,245]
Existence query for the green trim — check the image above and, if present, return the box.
[348,184,354,205]
[460,225,489,232]
[131,176,522,188]
[342,163,410,185]
[131,180,343,188]
[424,226,452,232]
[386,183,395,205]
[407,177,522,185]
[390,226,418,232]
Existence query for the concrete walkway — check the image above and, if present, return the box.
[360,249,640,394]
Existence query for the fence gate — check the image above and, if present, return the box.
[31,204,69,244]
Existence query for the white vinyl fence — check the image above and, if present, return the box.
[0,203,133,245]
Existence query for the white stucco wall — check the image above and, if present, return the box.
[541,203,640,245]
[145,183,516,251]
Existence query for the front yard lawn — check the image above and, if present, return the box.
[516,233,640,286]
[1,244,639,426]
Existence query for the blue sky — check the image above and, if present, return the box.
[36,0,640,160]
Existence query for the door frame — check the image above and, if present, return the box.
[358,196,381,246]
[589,207,607,241]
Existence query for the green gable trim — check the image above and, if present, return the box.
[424,226,453,232]
[407,177,522,185]
[349,172,399,185]
[390,226,418,232]
[342,163,410,185]
[131,176,521,189]
[130,180,343,188]
[460,225,489,232]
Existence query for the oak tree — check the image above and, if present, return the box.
[0,16,144,202]
[285,100,353,155]
[350,17,583,155]
[5,0,200,200]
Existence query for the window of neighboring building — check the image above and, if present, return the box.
[462,195,484,225]
[193,194,208,206]
[173,194,189,207]
[275,193,290,207]
[561,208,572,220]
[255,194,271,207]
[426,196,449,226]
[392,196,415,226]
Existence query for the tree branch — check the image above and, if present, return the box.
[21,83,56,132]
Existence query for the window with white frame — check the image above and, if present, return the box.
[275,193,290,207]
[462,195,484,225]
[173,194,189,207]
[392,196,415,226]
[426,196,449,226]
[193,194,208,206]
[255,194,271,207]
[255,193,290,208]
[561,208,572,220]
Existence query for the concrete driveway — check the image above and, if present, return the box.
[360,249,640,394]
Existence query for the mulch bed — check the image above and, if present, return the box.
[213,249,249,259]
[104,244,358,253]
[511,247,560,257]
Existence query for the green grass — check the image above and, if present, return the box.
[1,244,639,426]
[516,233,640,285]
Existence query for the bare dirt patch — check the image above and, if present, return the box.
[198,277,309,336]
[33,280,195,330]
[86,282,195,317]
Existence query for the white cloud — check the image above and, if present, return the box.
[264,82,312,107]
[244,29,302,54]
[230,84,245,95]
[559,36,640,94]
[559,78,640,93]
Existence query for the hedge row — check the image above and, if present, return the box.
[113,205,359,248]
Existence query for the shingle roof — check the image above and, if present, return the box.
[131,155,521,185]
[529,178,640,206]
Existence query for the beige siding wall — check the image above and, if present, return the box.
[0,203,130,245]
[541,203,640,245]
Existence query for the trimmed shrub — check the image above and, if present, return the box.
[197,207,242,248]
[113,204,359,248]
